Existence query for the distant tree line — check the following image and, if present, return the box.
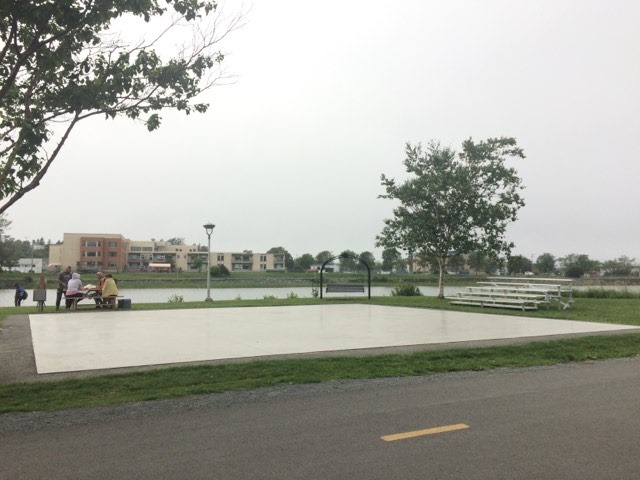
[0,216,51,271]
[0,215,635,278]
[267,247,380,273]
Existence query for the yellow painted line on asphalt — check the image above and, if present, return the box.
[381,423,470,442]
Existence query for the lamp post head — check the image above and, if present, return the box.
[203,223,216,236]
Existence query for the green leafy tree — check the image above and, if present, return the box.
[192,256,203,272]
[0,214,18,269]
[315,250,334,265]
[467,251,492,274]
[507,255,533,275]
[166,237,185,246]
[535,253,556,274]
[267,246,295,270]
[381,248,402,272]
[0,0,244,213]
[358,251,376,271]
[564,265,584,278]
[339,250,358,272]
[446,253,467,273]
[377,138,525,298]
[483,256,502,275]
[559,254,600,276]
[295,253,315,270]
[601,256,636,276]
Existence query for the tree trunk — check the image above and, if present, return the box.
[437,256,446,299]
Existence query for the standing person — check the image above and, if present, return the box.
[56,266,72,311]
[13,283,27,306]
[64,273,84,310]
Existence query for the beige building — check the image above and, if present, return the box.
[49,233,286,273]
[215,251,286,272]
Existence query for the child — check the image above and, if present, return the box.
[13,283,28,306]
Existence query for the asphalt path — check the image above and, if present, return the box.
[2,357,640,479]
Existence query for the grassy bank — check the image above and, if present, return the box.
[2,334,639,414]
[1,295,639,414]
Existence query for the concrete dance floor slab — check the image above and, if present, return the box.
[30,304,637,374]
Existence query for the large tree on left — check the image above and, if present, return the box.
[0,0,242,213]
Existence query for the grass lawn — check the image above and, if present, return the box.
[1,295,639,414]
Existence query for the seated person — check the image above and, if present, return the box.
[101,274,119,308]
[65,273,85,309]
[88,271,106,307]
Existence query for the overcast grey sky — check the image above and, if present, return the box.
[7,0,640,262]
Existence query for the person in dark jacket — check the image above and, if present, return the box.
[13,283,27,306]
[56,266,72,311]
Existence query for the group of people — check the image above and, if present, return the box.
[56,266,119,310]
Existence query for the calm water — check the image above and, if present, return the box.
[3,286,466,306]
[5,285,638,307]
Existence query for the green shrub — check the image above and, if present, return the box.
[287,291,299,299]
[167,294,184,303]
[574,288,640,299]
[391,282,423,296]
[565,266,584,278]
[210,264,230,277]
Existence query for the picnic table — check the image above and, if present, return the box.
[65,288,122,311]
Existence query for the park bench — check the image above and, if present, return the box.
[325,284,366,293]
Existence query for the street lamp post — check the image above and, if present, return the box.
[203,223,216,302]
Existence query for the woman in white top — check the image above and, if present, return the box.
[65,273,84,309]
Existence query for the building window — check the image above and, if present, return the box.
[108,252,118,257]
[131,246,141,252]
[83,241,101,247]
[142,247,153,251]
[85,251,101,257]
[260,255,266,262]
[107,241,118,248]
[217,255,224,262]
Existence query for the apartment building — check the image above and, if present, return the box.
[49,233,128,272]
[49,233,286,273]
[214,252,286,272]
[127,240,202,272]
